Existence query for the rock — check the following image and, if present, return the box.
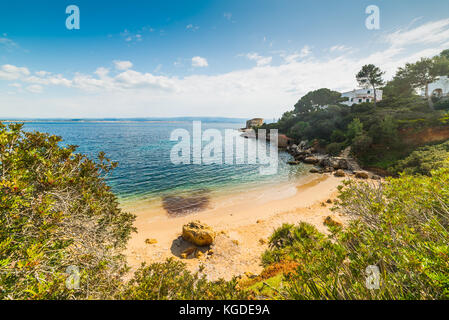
[319,157,333,168]
[195,250,204,259]
[287,160,300,165]
[354,171,369,179]
[323,216,343,228]
[182,221,215,246]
[326,199,333,204]
[299,140,307,149]
[207,249,214,256]
[303,156,319,164]
[334,169,345,177]
[323,166,334,173]
[372,175,381,180]
[309,168,320,173]
[336,158,349,170]
[145,238,157,244]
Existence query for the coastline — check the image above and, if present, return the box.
[124,172,346,281]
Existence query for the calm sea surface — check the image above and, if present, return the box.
[20,120,307,207]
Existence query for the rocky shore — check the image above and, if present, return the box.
[286,141,381,180]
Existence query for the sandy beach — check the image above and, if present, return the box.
[124,172,346,280]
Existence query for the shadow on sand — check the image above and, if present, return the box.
[170,236,211,259]
[162,189,211,216]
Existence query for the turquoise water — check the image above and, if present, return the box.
[20,120,306,209]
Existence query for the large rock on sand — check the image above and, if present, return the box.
[354,171,369,179]
[182,221,215,246]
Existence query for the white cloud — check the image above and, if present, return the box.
[0,36,18,50]
[224,12,232,20]
[0,64,30,80]
[2,19,449,118]
[386,18,449,48]
[299,45,312,58]
[95,67,110,78]
[246,53,272,66]
[186,24,199,31]
[330,45,351,52]
[25,84,43,93]
[191,56,208,67]
[113,60,133,71]
[120,30,143,43]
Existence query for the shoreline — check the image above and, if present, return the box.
[124,172,346,280]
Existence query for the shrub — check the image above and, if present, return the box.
[268,170,449,299]
[326,142,346,156]
[0,122,136,299]
[351,134,373,154]
[120,259,249,300]
[392,140,449,175]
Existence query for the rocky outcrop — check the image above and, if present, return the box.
[286,142,376,179]
[182,221,215,246]
[303,156,319,164]
[246,118,264,129]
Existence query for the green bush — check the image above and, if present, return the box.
[326,142,346,156]
[351,134,373,154]
[120,259,249,300]
[264,169,449,299]
[393,140,449,175]
[0,122,136,299]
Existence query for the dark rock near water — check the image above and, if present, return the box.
[303,156,319,164]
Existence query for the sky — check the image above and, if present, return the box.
[1,0,449,119]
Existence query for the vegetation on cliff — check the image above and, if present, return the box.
[261,50,449,172]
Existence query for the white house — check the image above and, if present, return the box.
[425,75,449,99]
[341,87,383,106]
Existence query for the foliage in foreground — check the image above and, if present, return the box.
[120,258,250,300]
[262,169,449,299]
[392,140,449,175]
[0,122,136,299]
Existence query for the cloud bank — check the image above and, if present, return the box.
[1,19,449,119]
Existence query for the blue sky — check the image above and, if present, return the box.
[1,0,449,118]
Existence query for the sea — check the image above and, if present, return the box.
[14,118,308,214]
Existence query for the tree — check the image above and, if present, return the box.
[395,57,447,109]
[440,49,449,60]
[345,118,364,142]
[0,122,136,299]
[356,64,385,106]
[294,88,343,114]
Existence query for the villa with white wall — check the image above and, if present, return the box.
[341,88,383,106]
[426,76,449,99]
